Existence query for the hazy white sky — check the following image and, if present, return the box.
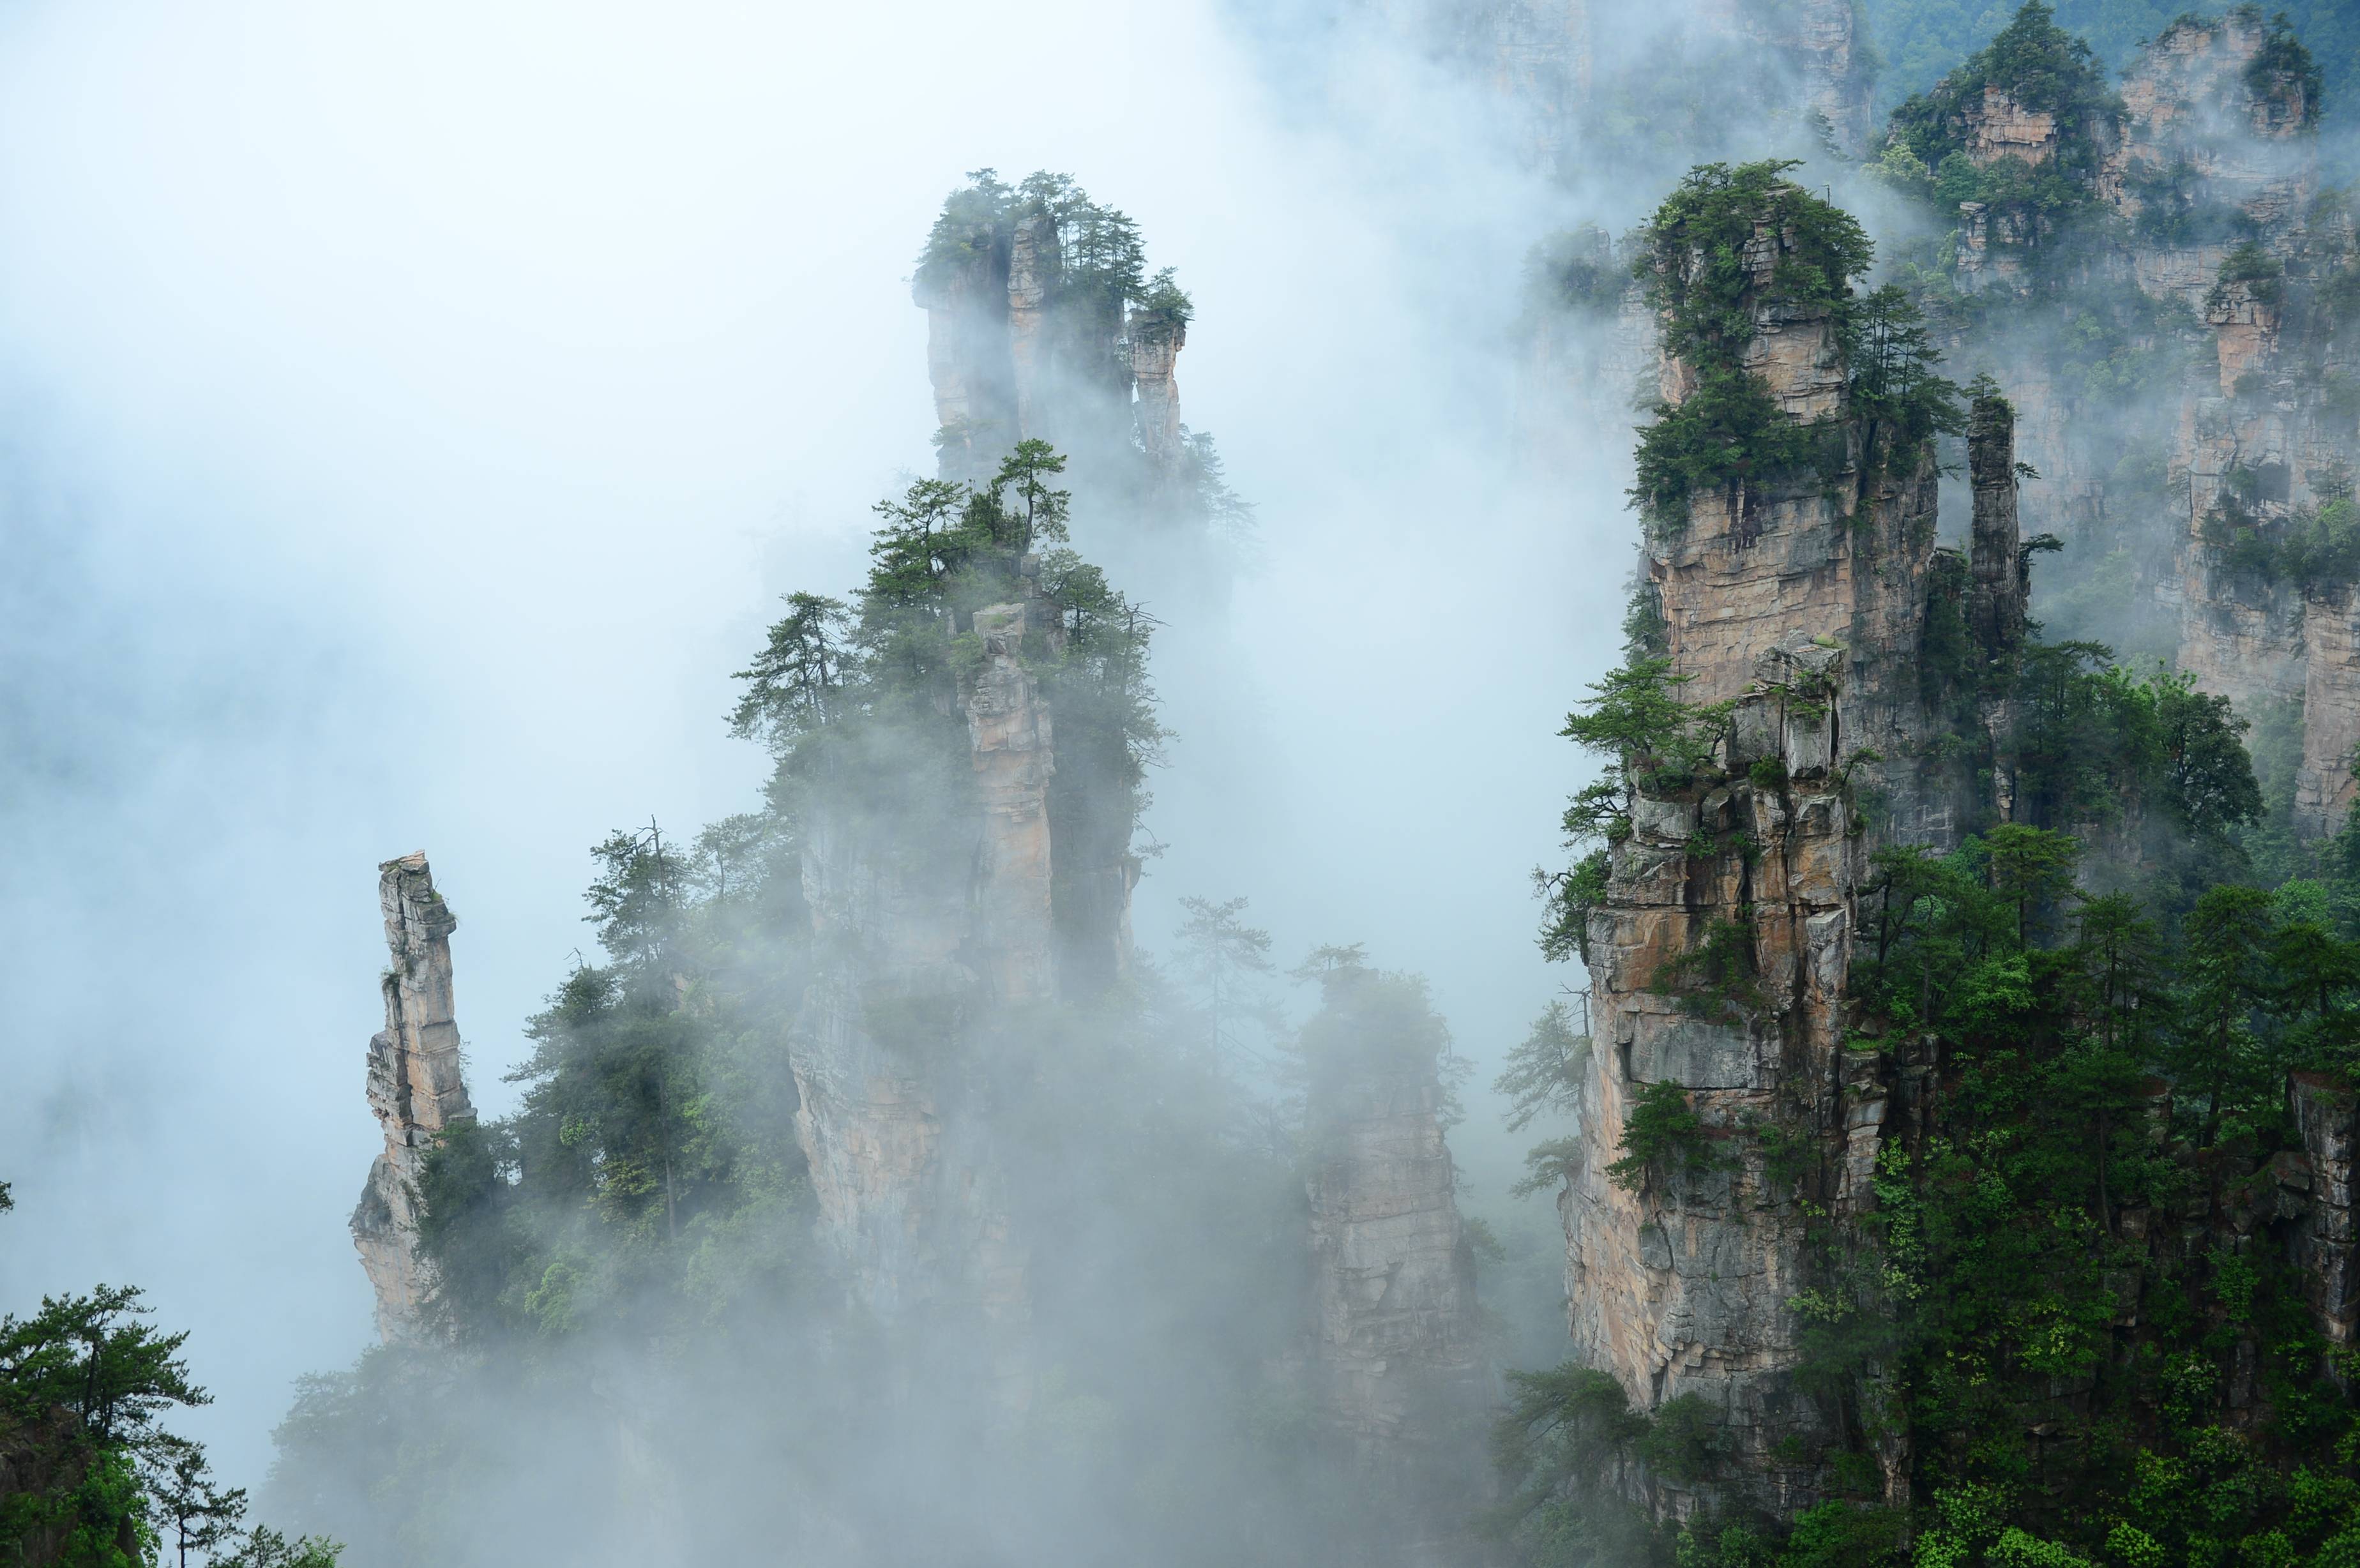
[0,0,1625,1484]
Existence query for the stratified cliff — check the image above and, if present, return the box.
[350,852,476,1343]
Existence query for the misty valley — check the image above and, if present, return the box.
[8,3,2360,1566]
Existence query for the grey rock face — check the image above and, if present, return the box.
[351,852,476,1343]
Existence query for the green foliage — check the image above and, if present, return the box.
[2210,241,2288,313]
[2200,467,2360,594]
[1496,999,1592,1133]
[1527,225,1632,317]
[1174,894,1279,1062]
[1538,847,1613,967]
[1486,1365,1663,1564]
[1631,163,1959,529]
[1557,657,1734,840]
[1630,162,1877,528]
[1885,3,2121,236]
[1511,1136,1585,1202]
[0,1195,333,1567]
[0,1286,208,1450]
[2000,645,2262,896]
[1634,1394,1725,1484]
[1131,266,1192,345]
[1539,656,1734,967]
[1633,365,1827,528]
[1605,1080,1717,1193]
[1289,947,1465,1124]
[2246,8,2326,127]
[728,591,849,753]
[1842,283,1967,469]
[1649,915,1771,1023]
[1864,1,2355,133]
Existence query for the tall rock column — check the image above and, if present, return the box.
[1300,965,1488,1560]
[1127,309,1185,476]
[1566,638,1877,1515]
[914,218,1014,483]
[1006,211,1058,446]
[1967,392,2027,661]
[1305,1073,1482,1445]
[788,585,1068,1323]
[965,601,1058,1006]
[1564,175,1953,1514]
[351,852,476,1342]
[2288,1072,2357,1348]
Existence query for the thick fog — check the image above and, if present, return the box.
[0,0,1684,1496]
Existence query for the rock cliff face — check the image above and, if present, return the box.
[1967,391,2029,661]
[1294,965,1488,1558]
[2290,1072,2359,1348]
[1305,1061,1484,1446]
[1561,184,1986,1511]
[351,852,476,1343]
[1568,637,1884,1514]
[1642,206,1949,836]
[789,587,1071,1325]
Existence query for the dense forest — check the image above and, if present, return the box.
[1863,0,2359,124]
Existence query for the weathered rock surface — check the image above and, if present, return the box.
[1567,646,1881,1515]
[914,197,1185,488]
[351,852,476,1343]
[789,594,1065,1324]
[2289,1072,2357,1346]
[1968,392,2028,661]
[1306,1069,1484,1443]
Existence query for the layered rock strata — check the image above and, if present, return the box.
[351,852,476,1343]
[1967,391,2028,660]
[1567,637,1882,1514]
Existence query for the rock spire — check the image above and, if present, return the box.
[350,852,476,1342]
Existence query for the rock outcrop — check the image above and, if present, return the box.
[1930,13,2360,840]
[1555,127,2360,1523]
[2290,1072,2358,1348]
[789,588,1068,1327]
[1568,637,1881,1514]
[912,178,1187,490]
[1305,1061,1484,1447]
[1967,390,2029,661]
[1294,960,1488,1560]
[1560,176,1983,1512]
[351,852,476,1343]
